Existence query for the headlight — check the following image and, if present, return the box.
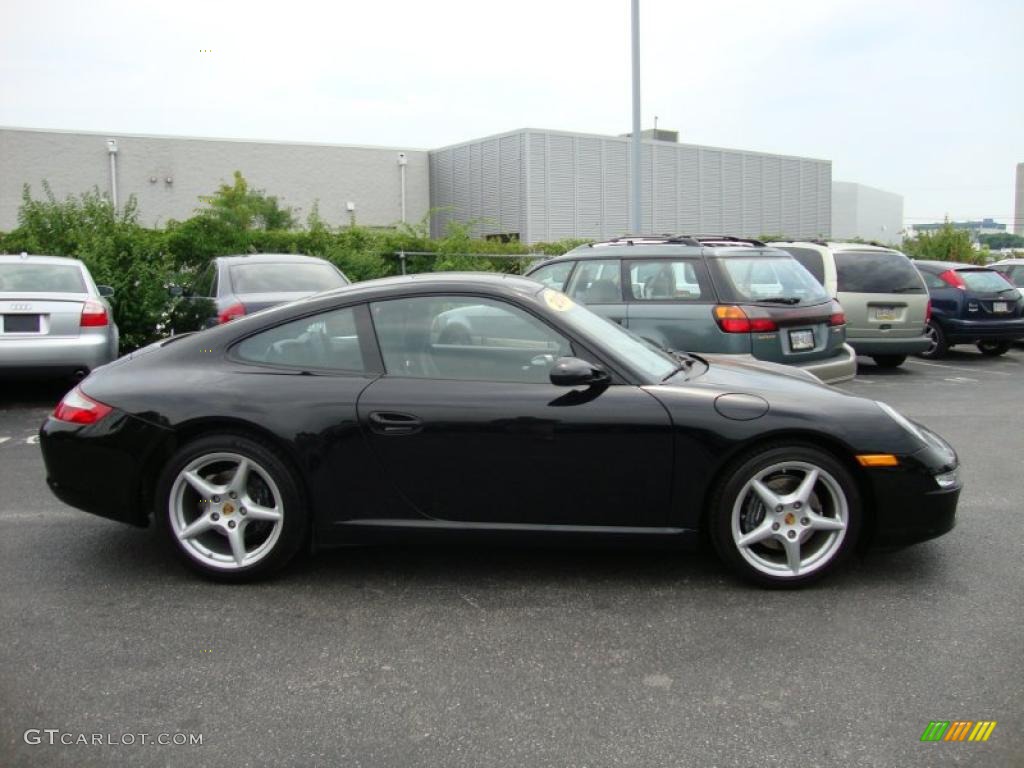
[934,469,960,489]
[875,401,929,445]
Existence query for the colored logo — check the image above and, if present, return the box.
[920,721,997,742]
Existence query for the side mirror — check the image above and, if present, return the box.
[549,357,610,387]
[97,285,115,298]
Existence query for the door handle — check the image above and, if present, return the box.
[368,411,422,435]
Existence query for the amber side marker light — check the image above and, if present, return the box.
[856,454,899,467]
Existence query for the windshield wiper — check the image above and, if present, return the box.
[660,351,698,382]
[757,296,801,305]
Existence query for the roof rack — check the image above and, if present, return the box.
[687,235,767,247]
[596,234,701,246]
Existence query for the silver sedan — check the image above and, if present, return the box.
[0,253,119,379]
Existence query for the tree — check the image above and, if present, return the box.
[197,171,295,231]
[901,221,986,264]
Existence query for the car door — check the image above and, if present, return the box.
[357,294,674,528]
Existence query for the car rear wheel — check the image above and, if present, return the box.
[977,340,1011,356]
[709,444,861,588]
[872,355,907,369]
[155,434,307,581]
[918,320,947,359]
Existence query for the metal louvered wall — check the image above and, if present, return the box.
[429,129,831,243]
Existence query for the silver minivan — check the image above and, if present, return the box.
[770,242,930,368]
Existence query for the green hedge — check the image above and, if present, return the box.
[0,182,588,352]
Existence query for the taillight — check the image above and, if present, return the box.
[925,299,932,322]
[80,300,109,327]
[828,311,846,326]
[713,305,778,333]
[939,269,966,290]
[218,303,246,324]
[53,387,113,425]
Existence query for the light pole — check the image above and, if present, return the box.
[397,152,408,224]
[630,0,642,234]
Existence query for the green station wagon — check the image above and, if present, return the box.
[526,235,856,384]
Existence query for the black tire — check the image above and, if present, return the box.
[872,355,907,369]
[708,443,862,588]
[917,320,948,359]
[977,340,1011,356]
[154,433,308,582]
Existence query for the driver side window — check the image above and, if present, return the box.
[370,296,570,383]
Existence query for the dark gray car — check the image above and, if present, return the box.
[189,253,350,326]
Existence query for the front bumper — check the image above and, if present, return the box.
[849,334,931,356]
[790,342,857,384]
[0,332,115,376]
[867,439,960,547]
[941,317,1024,343]
[40,410,173,527]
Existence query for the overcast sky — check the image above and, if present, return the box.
[2,0,1021,229]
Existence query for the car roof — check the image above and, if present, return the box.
[548,236,786,263]
[913,260,993,271]
[319,271,547,301]
[770,241,903,254]
[0,253,87,267]
[215,253,334,265]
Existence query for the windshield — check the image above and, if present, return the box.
[713,256,829,304]
[0,263,87,293]
[228,262,348,294]
[959,269,1015,293]
[835,251,925,293]
[541,288,679,381]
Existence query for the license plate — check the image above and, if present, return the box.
[789,329,815,351]
[993,301,1009,313]
[873,306,899,321]
[3,314,40,333]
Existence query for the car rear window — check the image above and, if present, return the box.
[835,251,924,294]
[712,256,829,305]
[0,263,87,293]
[228,263,348,294]
[959,269,1015,293]
[776,247,826,285]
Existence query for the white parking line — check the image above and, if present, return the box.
[905,359,1014,376]
[25,435,39,445]
[0,437,9,445]
[943,377,979,383]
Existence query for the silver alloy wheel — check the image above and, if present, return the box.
[730,460,848,578]
[168,452,284,571]
[924,323,939,356]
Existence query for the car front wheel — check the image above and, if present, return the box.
[709,444,861,588]
[155,434,308,581]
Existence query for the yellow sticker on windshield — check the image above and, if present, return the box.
[543,289,575,312]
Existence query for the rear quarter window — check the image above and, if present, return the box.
[835,251,925,294]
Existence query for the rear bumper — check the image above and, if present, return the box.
[40,410,173,527]
[790,343,857,384]
[848,334,930,356]
[0,333,115,375]
[941,317,1024,343]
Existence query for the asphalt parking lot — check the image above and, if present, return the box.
[1,351,1022,768]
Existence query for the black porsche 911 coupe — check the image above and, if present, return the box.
[39,273,960,587]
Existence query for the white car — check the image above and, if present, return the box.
[0,253,119,380]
